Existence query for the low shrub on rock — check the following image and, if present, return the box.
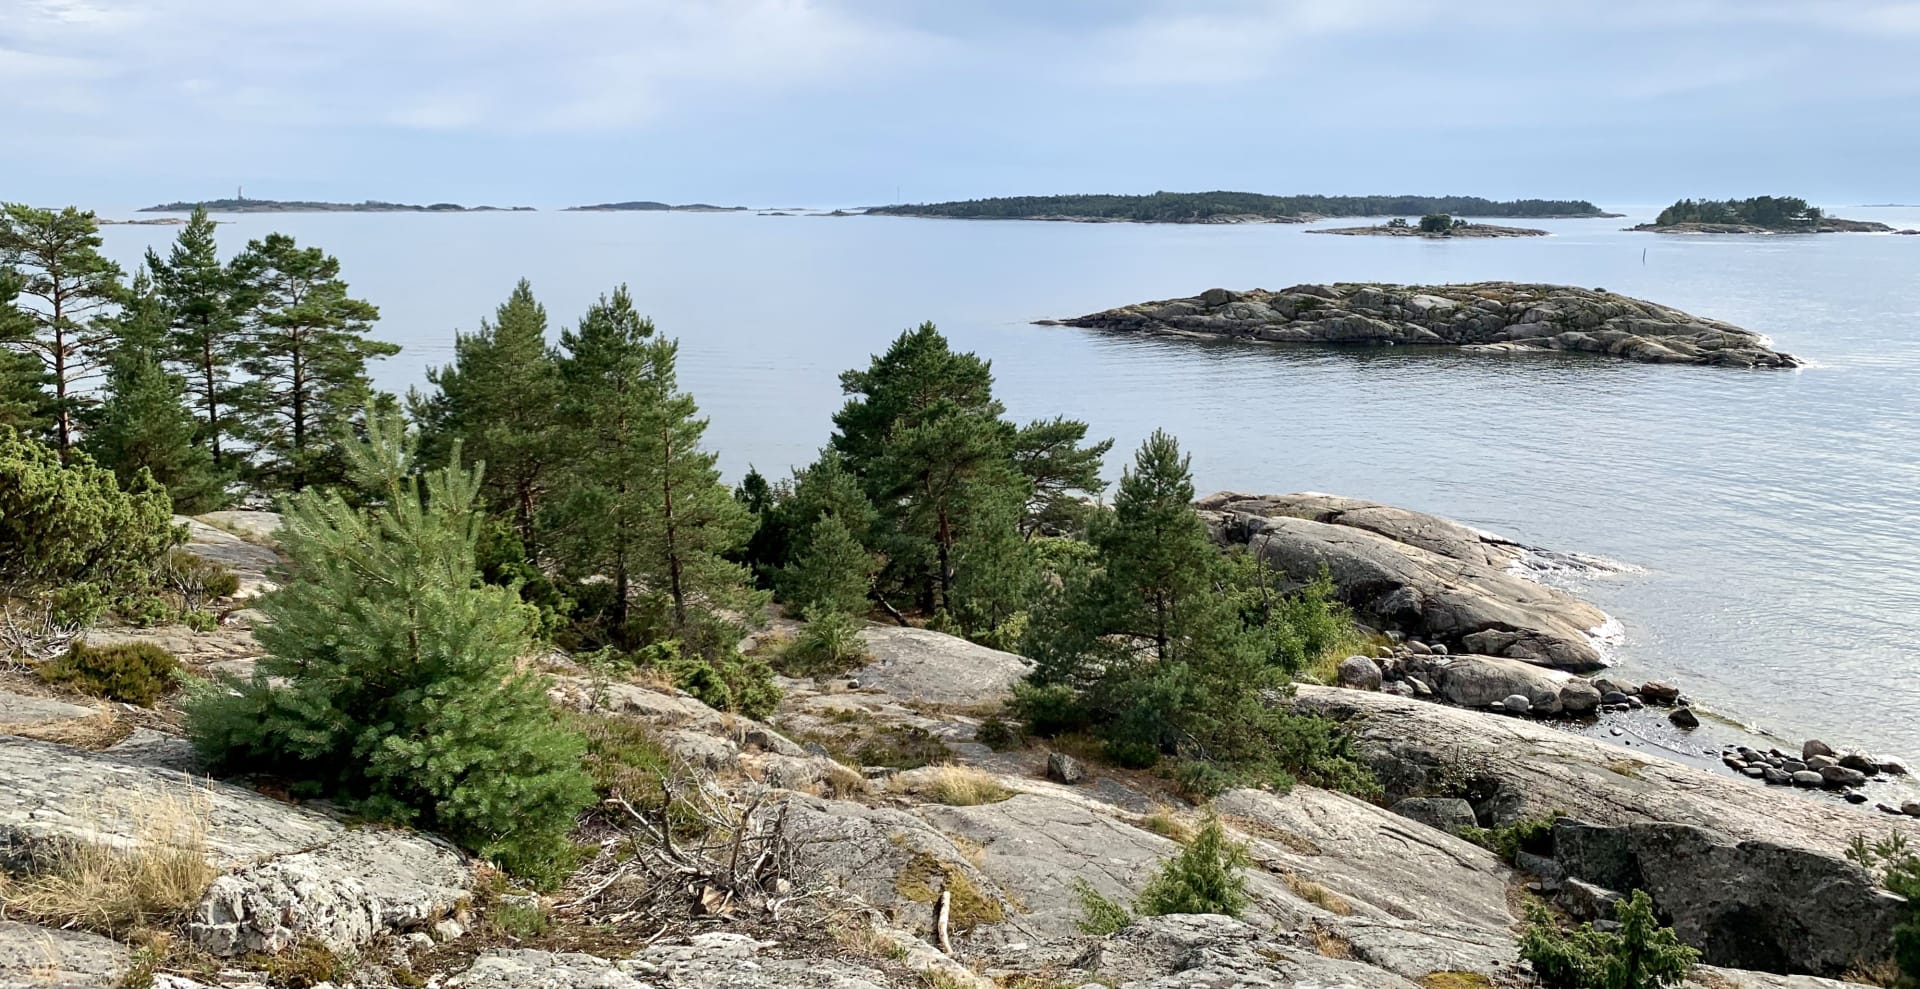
[1520,890,1697,989]
[777,611,871,678]
[1136,816,1251,919]
[39,640,181,705]
[186,412,594,883]
[1847,833,1920,984]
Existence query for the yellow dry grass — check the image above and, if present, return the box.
[916,766,1014,807]
[0,785,220,937]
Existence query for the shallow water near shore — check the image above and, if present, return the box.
[96,204,1920,759]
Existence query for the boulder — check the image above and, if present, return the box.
[1200,494,1613,671]
[1838,753,1879,774]
[0,920,132,989]
[0,738,471,956]
[188,829,471,956]
[853,626,1032,706]
[1428,655,1570,713]
[1045,751,1085,785]
[1669,706,1701,729]
[1389,797,1478,832]
[1802,740,1834,761]
[1503,694,1533,715]
[1558,877,1624,922]
[1337,655,1384,691]
[1818,765,1867,789]
[1639,680,1681,704]
[1554,819,1904,976]
[1560,680,1602,715]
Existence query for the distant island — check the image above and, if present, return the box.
[564,201,749,212]
[140,199,535,213]
[1307,215,1548,239]
[1631,196,1893,234]
[866,191,1619,223]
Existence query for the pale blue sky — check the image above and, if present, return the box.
[4,0,1917,209]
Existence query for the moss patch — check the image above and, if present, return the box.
[1419,972,1492,989]
[894,853,1004,930]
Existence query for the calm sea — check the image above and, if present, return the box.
[95,205,1920,758]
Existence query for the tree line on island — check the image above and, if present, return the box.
[869,191,1609,221]
[1653,196,1822,229]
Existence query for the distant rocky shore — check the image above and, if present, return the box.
[1632,218,1895,234]
[564,201,750,212]
[1045,281,1801,367]
[141,198,534,213]
[1307,222,1548,238]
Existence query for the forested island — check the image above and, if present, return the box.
[140,198,536,213]
[1632,196,1893,234]
[565,201,750,212]
[868,191,1617,223]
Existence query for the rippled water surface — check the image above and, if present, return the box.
[98,205,1920,755]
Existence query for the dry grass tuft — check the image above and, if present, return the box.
[1136,810,1195,844]
[1279,870,1354,915]
[1307,925,1355,959]
[1220,814,1323,857]
[0,708,129,750]
[917,766,1014,807]
[0,786,219,937]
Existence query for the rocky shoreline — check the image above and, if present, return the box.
[5,507,1916,988]
[1307,223,1549,238]
[1046,282,1802,368]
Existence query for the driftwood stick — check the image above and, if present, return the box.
[936,889,953,955]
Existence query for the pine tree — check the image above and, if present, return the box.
[147,208,245,470]
[779,515,877,618]
[547,287,663,640]
[831,324,1031,621]
[0,204,125,462]
[185,408,593,880]
[415,279,562,553]
[0,268,50,435]
[81,275,226,512]
[1096,429,1227,664]
[632,333,756,629]
[1012,416,1111,537]
[228,232,396,491]
[1136,816,1250,918]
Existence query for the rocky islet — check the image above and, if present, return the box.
[1046,281,1802,367]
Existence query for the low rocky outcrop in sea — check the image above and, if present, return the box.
[1045,282,1802,367]
[1307,223,1548,238]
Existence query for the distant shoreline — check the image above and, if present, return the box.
[140,199,535,214]
[865,191,1622,223]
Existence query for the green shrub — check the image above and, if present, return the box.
[39,641,180,705]
[779,611,870,678]
[974,716,1023,751]
[0,427,178,626]
[1459,816,1556,864]
[1011,681,1089,737]
[1073,878,1133,935]
[1519,890,1697,989]
[160,547,240,609]
[1847,833,1920,984]
[186,411,594,884]
[647,639,781,719]
[1136,817,1250,918]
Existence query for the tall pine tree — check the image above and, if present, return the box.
[228,232,396,491]
[415,279,561,553]
[81,274,226,512]
[147,207,245,469]
[0,204,124,462]
[186,408,593,879]
[1013,416,1112,537]
[631,333,756,628]
[547,287,663,640]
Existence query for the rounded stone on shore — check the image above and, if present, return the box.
[1762,768,1791,786]
[1602,691,1630,707]
[1667,706,1700,729]
[1560,681,1602,715]
[1639,680,1680,705]
[1791,771,1824,788]
[1846,792,1869,804]
[1806,754,1839,771]
[1741,766,1765,779]
[1502,694,1532,715]
[1903,802,1920,817]
[1803,739,1835,760]
[1336,655,1384,692]
[1881,759,1909,776]
[1818,765,1867,789]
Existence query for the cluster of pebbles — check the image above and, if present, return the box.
[1719,739,1912,810]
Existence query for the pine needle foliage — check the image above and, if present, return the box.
[1136,816,1251,918]
[186,408,593,880]
[1519,890,1697,989]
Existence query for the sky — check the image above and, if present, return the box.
[3,0,1918,210]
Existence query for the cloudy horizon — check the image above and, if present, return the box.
[5,0,1918,210]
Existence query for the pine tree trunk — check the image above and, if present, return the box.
[51,320,70,463]
[935,506,953,617]
[660,424,685,627]
[202,335,222,468]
